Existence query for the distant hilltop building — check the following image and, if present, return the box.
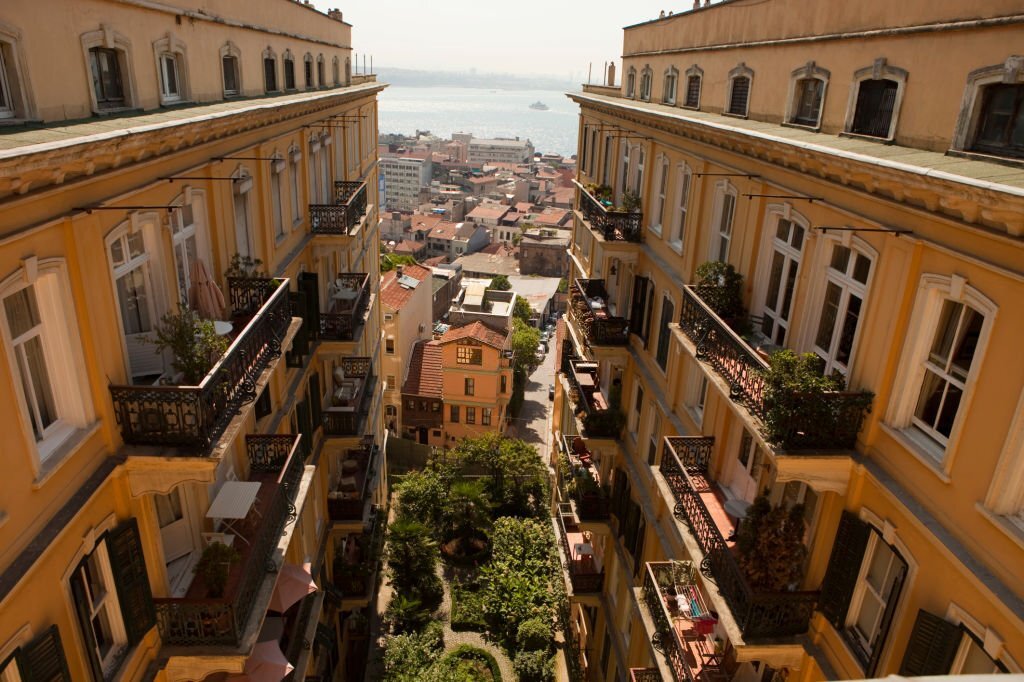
[452,131,535,164]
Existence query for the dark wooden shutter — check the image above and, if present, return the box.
[819,511,871,628]
[309,372,323,430]
[729,77,750,115]
[16,626,72,682]
[297,398,312,447]
[630,276,649,341]
[686,76,701,107]
[632,518,646,575]
[898,610,961,677]
[108,518,156,646]
[866,558,906,675]
[298,272,320,341]
[70,577,104,681]
[287,290,309,367]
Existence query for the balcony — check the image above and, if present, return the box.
[154,434,307,647]
[569,278,629,347]
[677,285,872,451]
[327,441,378,522]
[574,180,642,243]
[110,278,292,451]
[555,505,604,594]
[330,514,384,602]
[323,358,376,437]
[320,272,372,342]
[309,181,368,236]
[641,562,721,682]
[557,434,610,521]
[631,669,663,682]
[564,359,624,439]
[659,437,818,639]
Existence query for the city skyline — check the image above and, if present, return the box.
[309,0,681,78]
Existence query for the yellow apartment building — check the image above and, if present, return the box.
[0,2,385,681]
[552,2,1024,682]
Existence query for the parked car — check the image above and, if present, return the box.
[538,341,548,355]
[548,386,555,401]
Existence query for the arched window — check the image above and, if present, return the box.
[316,54,325,88]
[283,50,297,91]
[684,65,703,109]
[0,23,34,119]
[344,57,351,86]
[263,47,279,93]
[332,56,340,86]
[220,41,241,97]
[303,53,314,89]
[663,66,678,105]
[726,63,754,117]
[625,66,636,98]
[845,58,907,140]
[953,56,1024,159]
[787,61,830,128]
[81,27,137,112]
[152,33,189,104]
[639,65,653,102]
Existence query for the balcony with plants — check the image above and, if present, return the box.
[556,434,610,521]
[563,358,625,439]
[677,261,873,452]
[323,358,376,437]
[327,439,378,522]
[320,272,372,342]
[555,504,605,595]
[309,180,369,236]
[330,513,384,603]
[109,275,292,451]
[656,436,818,640]
[573,180,643,243]
[569,278,629,347]
[154,434,307,648]
[630,668,663,682]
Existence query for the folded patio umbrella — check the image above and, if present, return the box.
[243,639,294,682]
[188,258,226,320]
[268,562,318,613]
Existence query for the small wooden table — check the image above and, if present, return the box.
[207,481,262,544]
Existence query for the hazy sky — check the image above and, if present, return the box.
[309,1,680,79]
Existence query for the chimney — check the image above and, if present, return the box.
[327,8,344,21]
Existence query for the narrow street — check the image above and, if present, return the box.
[506,337,557,455]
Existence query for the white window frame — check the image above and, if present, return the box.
[809,234,876,377]
[289,146,303,227]
[843,58,908,141]
[152,34,188,105]
[169,191,210,304]
[951,55,1024,155]
[634,146,645,199]
[602,134,613,185]
[786,60,830,129]
[219,41,241,97]
[0,258,94,471]
[726,63,754,118]
[945,603,1021,673]
[708,180,738,263]
[663,66,678,105]
[885,274,995,469]
[271,157,285,241]
[751,205,809,348]
[845,531,905,662]
[669,162,692,253]
[0,45,15,118]
[0,27,35,121]
[683,65,703,109]
[985,388,1024,532]
[639,65,653,102]
[628,381,644,442]
[66,527,128,677]
[232,168,254,257]
[649,154,669,235]
[80,27,137,113]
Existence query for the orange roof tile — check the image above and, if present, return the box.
[381,263,432,311]
[402,340,443,398]
[439,320,508,349]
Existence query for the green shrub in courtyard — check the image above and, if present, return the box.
[513,649,554,682]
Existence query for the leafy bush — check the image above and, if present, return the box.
[450,582,488,632]
[695,260,745,320]
[453,434,548,519]
[438,645,503,681]
[516,617,552,652]
[489,274,512,291]
[394,469,448,532]
[735,494,808,591]
[386,593,433,635]
[385,518,443,616]
[382,621,444,681]
[513,649,554,682]
[149,307,230,385]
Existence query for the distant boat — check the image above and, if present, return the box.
[529,101,549,111]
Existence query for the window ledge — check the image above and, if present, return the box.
[92,107,143,117]
[649,224,663,237]
[681,104,700,111]
[668,239,683,256]
[878,422,952,484]
[946,148,1024,170]
[782,120,822,133]
[722,111,749,120]
[839,131,895,145]
[0,117,44,127]
[662,99,676,107]
[974,503,1024,553]
[32,421,102,490]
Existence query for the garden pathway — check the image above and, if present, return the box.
[436,563,516,681]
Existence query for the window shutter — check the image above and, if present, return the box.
[297,272,320,340]
[866,559,906,675]
[108,518,156,646]
[287,290,309,364]
[309,372,322,429]
[730,77,750,115]
[630,276,649,339]
[686,76,701,107]
[898,610,961,677]
[16,626,72,682]
[70,577,105,681]
[819,511,871,628]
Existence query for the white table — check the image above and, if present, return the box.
[207,481,262,544]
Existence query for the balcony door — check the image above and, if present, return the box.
[107,221,166,381]
[155,486,199,597]
[725,428,761,501]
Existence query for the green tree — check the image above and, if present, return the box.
[556,277,568,294]
[382,621,444,680]
[489,274,512,291]
[394,469,448,532]
[381,253,418,273]
[445,479,493,545]
[385,518,443,612]
[454,433,547,518]
[510,318,541,376]
[512,295,534,323]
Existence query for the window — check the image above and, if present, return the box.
[972,84,1024,158]
[385,338,395,354]
[650,156,669,233]
[846,59,906,140]
[625,67,636,98]
[283,53,296,90]
[482,408,492,426]
[898,609,1008,676]
[466,407,476,425]
[89,47,125,109]
[663,67,678,105]
[684,65,703,108]
[221,55,240,96]
[711,184,737,262]
[304,54,314,88]
[263,50,278,92]
[450,405,460,423]
[639,66,652,102]
[386,374,396,391]
[457,345,482,365]
[289,148,302,225]
[271,162,285,240]
[655,296,674,370]
[75,541,125,673]
[793,78,824,126]
[602,135,613,185]
[727,64,754,117]
[333,56,340,86]
[629,383,644,440]
[158,53,182,103]
[317,55,325,87]
[820,513,907,674]
[169,202,203,304]
[758,216,805,346]
[619,143,630,200]
[0,50,14,119]
[500,374,507,393]
[669,163,691,251]
[635,147,645,196]
[813,242,872,376]
[407,399,415,410]
[233,172,253,257]
[432,402,441,412]
[465,377,475,396]
[2,261,94,464]
[646,410,661,466]
[695,375,708,418]
[307,138,320,203]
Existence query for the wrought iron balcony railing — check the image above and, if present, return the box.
[574,181,643,243]
[658,440,818,639]
[331,514,384,598]
[327,443,378,521]
[678,285,872,450]
[569,278,629,347]
[555,507,604,594]
[564,359,623,439]
[631,669,663,682]
[110,278,292,451]
[320,272,372,342]
[323,358,375,437]
[642,563,697,682]
[558,434,610,520]
[154,434,306,647]
[309,181,368,235]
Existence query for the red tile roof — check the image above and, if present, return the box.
[402,340,443,398]
[409,213,445,234]
[439,321,508,349]
[381,264,432,311]
[423,255,448,266]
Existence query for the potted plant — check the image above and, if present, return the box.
[194,541,241,598]
[622,190,642,213]
[149,307,230,385]
[695,260,745,321]
[224,253,266,279]
[735,493,808,592]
